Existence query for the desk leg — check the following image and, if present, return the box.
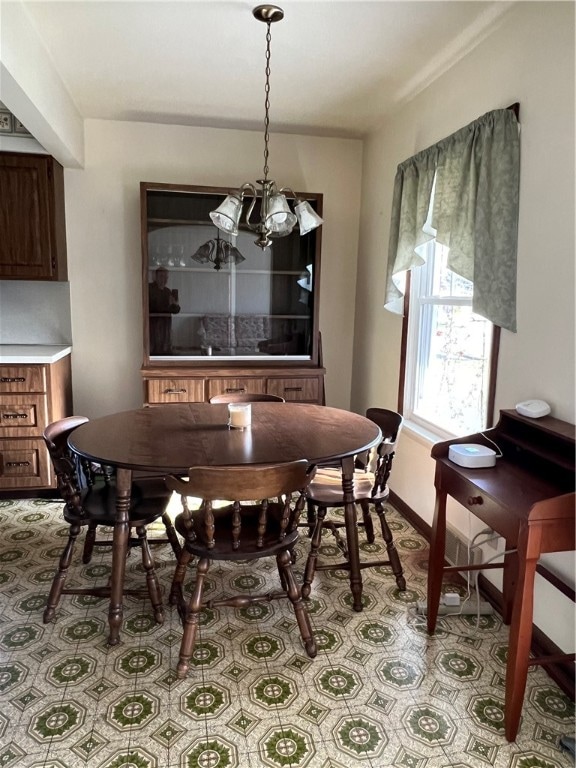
[427,489,447,634]
[502,545,518,625]
[342,455,363,611]
[108,467,132,645]
[505,525,537,742]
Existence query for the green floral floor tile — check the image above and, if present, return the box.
[444,716,573,768]
[0,726,46,766]
[30,742,169,768]
[257,722,317,767]
[0,500,574,768]
[319,728,416,768]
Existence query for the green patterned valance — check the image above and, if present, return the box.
[385,108,520,332]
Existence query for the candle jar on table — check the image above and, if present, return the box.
[228,403,251,429]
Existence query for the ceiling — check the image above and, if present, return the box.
[22,0,511,139]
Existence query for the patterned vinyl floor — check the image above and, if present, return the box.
[0,497,574,768]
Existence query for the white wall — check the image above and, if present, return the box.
[64,120,362,417]
[354,2,575,650]
[0,281,71,344]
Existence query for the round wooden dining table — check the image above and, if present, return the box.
[68,402,381,644]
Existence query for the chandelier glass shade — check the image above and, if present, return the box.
[191,232,245,271]
[209,5,324,249]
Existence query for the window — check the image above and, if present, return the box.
[402,240,499,438]
[386,109,518,436]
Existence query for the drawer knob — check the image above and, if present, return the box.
[284,386,303,392]
[6,461,31,468]
[468,495,483,505]
[0,377,26,383]
[2,413,28,420]
[225,388,246,393]
[164,388,186,394]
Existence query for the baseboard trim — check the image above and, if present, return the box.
[0,489,60,500]
[389,491,431,539]
[388,490,575,700]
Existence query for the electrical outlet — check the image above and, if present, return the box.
[486,528,499,550]
[443,592,461,606]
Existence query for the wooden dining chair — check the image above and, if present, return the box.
[42,416,180,625]
[166,460,317,678]
[209,393,285,403]
[302,408,406,600]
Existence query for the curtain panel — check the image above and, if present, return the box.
[384,108,520,331]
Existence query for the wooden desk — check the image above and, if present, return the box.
[68,403,381,645]
[426,409,575,741]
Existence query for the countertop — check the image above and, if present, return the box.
[0,345,72,364]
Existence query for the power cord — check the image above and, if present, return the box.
[461,528,502,622]
[405,604,492,641]
[473,547,518,625]
[446,526,498,620]
[480,432,504,458]
[407,527,505,632]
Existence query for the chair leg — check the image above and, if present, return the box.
[177,557,210,679]
[359,500,375,544]
[326,520,348,558]
[82,522,98,564]
[102,464,114,483]
[375,502,406,591]
[306,499,317,537]
[170,548,194,615]
[44,522,81,623]
[161,511,182,558]
[302,506,327,599]
[136,525,164,624]
[277,549,317,658]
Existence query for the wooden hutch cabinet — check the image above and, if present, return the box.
[140,183,325,404]
[0,152,68,280]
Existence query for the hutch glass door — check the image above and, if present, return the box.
[142,184,322,364]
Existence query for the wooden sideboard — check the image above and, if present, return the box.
[0,355,72,490]
[142,364,325,405]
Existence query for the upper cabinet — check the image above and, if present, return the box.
[0,152,68,280]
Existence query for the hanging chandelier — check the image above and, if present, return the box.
[209,5,324,250]
[191,231,245,271]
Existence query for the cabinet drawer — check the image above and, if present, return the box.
[0,366,46,393]
[0,439,51,489]
[267,378,320,402]
[147,378,205,404]
[0,394,48,436]
[208,378,266,399]
[439,463,518,542]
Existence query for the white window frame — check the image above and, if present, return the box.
[401,240,499,440]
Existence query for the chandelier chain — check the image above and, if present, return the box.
[263,21,272,181]
[209,7,322,249]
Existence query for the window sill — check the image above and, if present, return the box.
[402,419,445,448]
